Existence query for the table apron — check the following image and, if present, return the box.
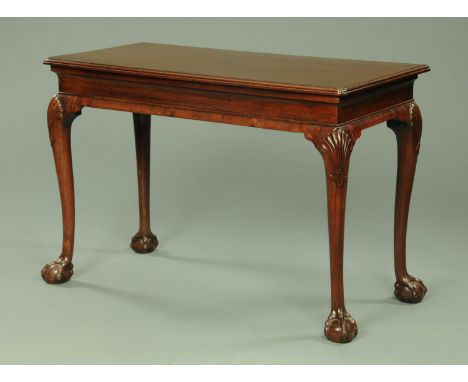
[55,72,416,132]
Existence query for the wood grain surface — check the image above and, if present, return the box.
[44,42,429,95]
[41,43,430,344]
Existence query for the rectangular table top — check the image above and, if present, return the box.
[44,42,429,96]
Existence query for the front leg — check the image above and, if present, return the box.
[387,102,427,303]
[305,127,358,343]
[41,95,82,284]
[130,113,158,253]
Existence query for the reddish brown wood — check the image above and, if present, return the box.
[130,113,158,253]
[44,42,429,96]
[303,101,427,342]
[56,70,337,126]
[41,43,430,343]
[305,127,357,343]
[41,94,82,284]
[387,103,427,303]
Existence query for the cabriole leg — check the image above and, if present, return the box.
[387,102,427,303]
[305,127,358,343]
[41,94,82,284]
[130,113,158,253]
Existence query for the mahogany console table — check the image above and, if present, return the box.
[42,43,429,343]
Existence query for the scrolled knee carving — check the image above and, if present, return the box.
[47,94,82,146]
[387,101,422,155]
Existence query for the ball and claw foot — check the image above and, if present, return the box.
[324,308,358,343]
[41,258,74,284]
[394,275,427,303]
[130,232,158,254]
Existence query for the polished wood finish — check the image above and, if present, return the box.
[42,42,430,343]
[305,127,357,342]
[304,101,426,343]
[45,42,429,96]
[41,94,81,284]
[387,104,427,303]
[131,113,158,253]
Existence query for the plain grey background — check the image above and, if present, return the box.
[0,18,467,364]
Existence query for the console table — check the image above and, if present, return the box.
[42,42,429,343]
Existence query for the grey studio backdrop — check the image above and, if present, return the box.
[0,18,467,364]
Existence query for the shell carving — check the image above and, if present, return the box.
[319,128,355,188]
